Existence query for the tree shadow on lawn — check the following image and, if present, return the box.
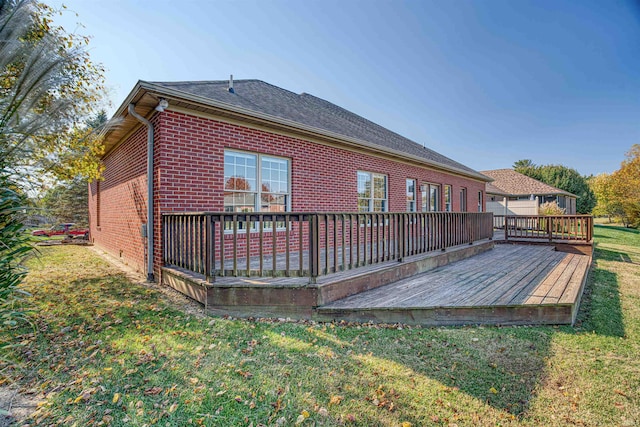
[572,249,626,338]
[14,242,627,427]
[13,270,557,425]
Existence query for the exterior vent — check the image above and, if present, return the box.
[228,74,234,94]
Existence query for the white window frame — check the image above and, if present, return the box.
[406,179,416,212]
[444,185,452,212]
[478,190,483,212]
[421,183,441,212]
[223,149,291,231]
[357,171,388,212]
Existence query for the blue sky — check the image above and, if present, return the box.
[51,0,640,176]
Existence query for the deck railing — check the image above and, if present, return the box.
[494,215,593,243]
[162,211,494,282]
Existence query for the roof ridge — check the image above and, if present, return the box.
[149,79,264,86]
[136,79,486,180]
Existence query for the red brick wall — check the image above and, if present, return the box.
[155,110,486,213]
[89,109,486,278]
[89,120,153,273]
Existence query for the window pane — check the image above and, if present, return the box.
[261,193,287,212]
[407,179,415,212]
[358,199,370,212]
[373,175,386,199]
[224,151,257,191]
[262,156,289,195]
[429,185,440,212]
[374,200,386,212]
[224,191,256,212]
[444,185,452,212]
[357,172,370,198]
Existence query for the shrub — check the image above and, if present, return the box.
[539,201,566,216]
[0,175,33,338]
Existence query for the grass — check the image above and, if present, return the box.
[1,225,639,426]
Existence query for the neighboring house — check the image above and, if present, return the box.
[482,169,577,215]
[90,78,491,279]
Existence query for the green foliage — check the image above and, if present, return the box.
[611,144,640,228]
[0,0,105,347]
[0,174,32,333]
[513,160,596,214]
[539,201,565,216]
[40,177,88,226]
[591,173,626,224]
[590,146,640,228]
[0,0,107,183]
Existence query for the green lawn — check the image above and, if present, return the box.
[1,225,639,426]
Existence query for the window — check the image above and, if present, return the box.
[406,179,416,212]
[478,190,483,212]
[421,183,440,212]
[224,150,290,230]
[444,185,452,212]
[460,188,467,212]
[357,171,387,212]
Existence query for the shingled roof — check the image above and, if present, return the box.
[144,79,486,180]
[481,169,576,197]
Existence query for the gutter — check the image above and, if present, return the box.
[127,102,166,282]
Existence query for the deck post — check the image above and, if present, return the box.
[309,214,319,283]
[398,213,404,262]
[548,216,553,243]
[504,215,509,242]
[205,214,214,283]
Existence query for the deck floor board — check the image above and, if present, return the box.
[322,245,588,311]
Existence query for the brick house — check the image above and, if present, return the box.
[91,78,491,281]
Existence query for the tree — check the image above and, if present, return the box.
[0,0,106,335]
[0,0,107,182]
[609,145,640,227]
[513,160,596,214]
[590,173,624,223]
[40,177,89,225]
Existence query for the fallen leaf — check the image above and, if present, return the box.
[144,386,163,395]
[112,393,121,404]
[329,395,343,406]
[489,387,498,394]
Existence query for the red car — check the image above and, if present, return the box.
[32,223,89,239]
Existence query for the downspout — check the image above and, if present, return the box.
[128,103,156,282]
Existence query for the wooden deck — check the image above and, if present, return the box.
[162,241,592,326]
[317,245,591,325]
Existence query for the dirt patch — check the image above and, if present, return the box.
[0,386,40,427]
